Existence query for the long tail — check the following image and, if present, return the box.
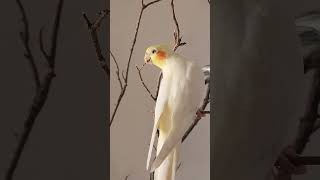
[154,132,180,180]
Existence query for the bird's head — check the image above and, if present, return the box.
[144,44,173,69]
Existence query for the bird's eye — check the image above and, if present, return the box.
[152,49,157,54]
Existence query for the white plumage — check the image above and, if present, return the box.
[144,45,204,180]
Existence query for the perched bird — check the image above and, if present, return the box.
[143,44,204,180]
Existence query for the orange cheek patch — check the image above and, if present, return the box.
[156,51,167,61]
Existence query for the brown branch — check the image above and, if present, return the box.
[6,0,64,179]
[109,0,164,126]
[274,66,320,179]
[294,69,320,153]
[202,110,210,114]
[39,27,50,60]
[182,82,210,142]
[82,9,110,78]
[313,119,320,133]
[16,0,40,89]
[124,175,129,180]
[136,65,157,101]
[155,73,163,98]
[176,162,182,172]
[171,0,186,51]
[108,49,123,89]
[296,156,320,165]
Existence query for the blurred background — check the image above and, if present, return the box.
[0,0,107,179]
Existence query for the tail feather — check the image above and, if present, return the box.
[154,133,180,180]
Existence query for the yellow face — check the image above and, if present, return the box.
[144,44,171,69]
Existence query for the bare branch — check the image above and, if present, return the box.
[171,0,186,51]
[312,119,320,133]
[144,0,163,8]
[39,27,50,60]
[136,65,157,101]
[16,0,40,89]
[202,110,210,114]
[296,156,320,165]
[176,162,182,172]
[155,72,162,98]
[82,10,110,77]
[274,69,320,179]
[110,0,164,126]
[294,69,320,154]
[182,82,210,142]
[121,70,126,83]
[108,49,123,89]
[124,175,130,180]
[6,0,64,179]
[46,0,63,68]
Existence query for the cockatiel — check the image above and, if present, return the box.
[143,44,204,180]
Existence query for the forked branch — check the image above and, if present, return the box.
[6,0,64,179]
[109,0,164,126]
[82,9,110,77]
[171,0,186,51]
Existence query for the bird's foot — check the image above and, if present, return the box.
[273,146,306,178]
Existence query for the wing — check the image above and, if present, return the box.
[150,61,204,172]
[146,75,170,171]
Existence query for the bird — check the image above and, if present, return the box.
[143,44,204,180]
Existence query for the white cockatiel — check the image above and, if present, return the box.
[143,44,204,180]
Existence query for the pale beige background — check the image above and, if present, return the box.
[110,0,210,180]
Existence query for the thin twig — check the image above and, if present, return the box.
[124,175,129,180]
[109,0,164,126]
[39,27,50,60]
[136,65,157,101]
[296,156,320,165]
[294,69,320,154]
[6,0,64,179]
[274,68,320,179]
[171,0,186,51]
[182,82,210,142]
[313,119,320,133]
[202,111,210,114]
[82,9,110,77]
[108,49,123,89]
[16,0,40,89]
[155,73,162,98]
[176,162,182,172]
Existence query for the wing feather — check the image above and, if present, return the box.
[146,76,170,170]
[150,60,204,171]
